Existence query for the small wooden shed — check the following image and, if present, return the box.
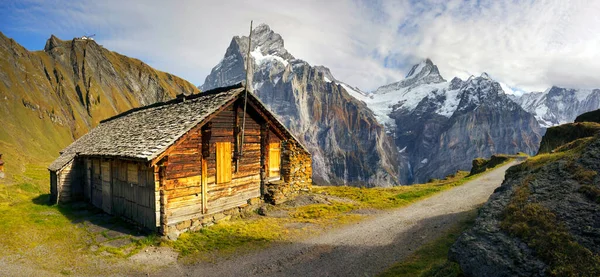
[48,83,312,238]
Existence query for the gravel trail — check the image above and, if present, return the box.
[154,160,520,277]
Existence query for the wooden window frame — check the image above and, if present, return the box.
[216,142,232,184]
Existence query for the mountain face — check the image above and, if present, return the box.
[511,86,600,128]
[0,32,198,179]
[200,24,400,187]
[354,61,543,183]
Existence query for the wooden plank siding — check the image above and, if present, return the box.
[161,123,204,225]
[86,158,156,230]
[159,100,268,227]
[204,102,262,214]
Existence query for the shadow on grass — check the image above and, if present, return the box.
[153,209,475,277]
[31,193,151,238]
[32,194,51,205]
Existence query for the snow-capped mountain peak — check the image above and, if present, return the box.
[405,58,433,78]
[512,86,600,128]
[480,72,492,80]
[244,23,294,61]
[377,58,446,93]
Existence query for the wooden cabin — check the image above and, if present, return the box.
[48,83,312,238]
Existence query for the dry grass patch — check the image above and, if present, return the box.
[313,171,473,210]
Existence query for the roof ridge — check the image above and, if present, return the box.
[100,82,245,124]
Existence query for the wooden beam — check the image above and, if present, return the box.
[201,157,208,214]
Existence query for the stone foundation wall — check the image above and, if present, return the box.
[265,140,312,204]
[163,197,262,240]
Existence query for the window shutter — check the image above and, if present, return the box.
[216,142,232,184]
[269,142,281,177]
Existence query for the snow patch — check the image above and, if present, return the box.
[420,158,428,164]
[435,88,461,117]
[251,47,289,67]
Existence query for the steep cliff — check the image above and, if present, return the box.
[0,32,198,180]
[200,24,399,186]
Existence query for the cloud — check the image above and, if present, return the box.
[3,0,600,92]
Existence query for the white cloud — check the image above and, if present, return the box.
[4,0,600,92]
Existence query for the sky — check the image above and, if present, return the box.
[1,0,600,93]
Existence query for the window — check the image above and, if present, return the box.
[269,142,281,178]
[216,142,232,184]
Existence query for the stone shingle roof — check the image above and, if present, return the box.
[48,85,244,171]
[48,83,309,172]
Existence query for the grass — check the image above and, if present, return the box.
[514,137,594,172]
[499,136,600,276]
[537,122,600,154]
[172,203,363,262]
[500,175,600,276]
[377,210,478,277]
[173,158,514,262]
[0,152,514,273]
[312,171,472,210]
[172,217,290,259]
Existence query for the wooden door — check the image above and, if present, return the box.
[101,160,112,214]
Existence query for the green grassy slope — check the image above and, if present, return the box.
[0,32,199,185]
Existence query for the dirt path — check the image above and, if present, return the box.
[151,161,520,277]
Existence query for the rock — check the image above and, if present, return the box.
[575,108,600,123]
[247,197,261,205]
[537,122,600,154]
[176,220,191,231]
[212,213,226,222]
[215,215,231,223]
[469,155,510,176]
[257,206,268,216]
[450,132,600,276]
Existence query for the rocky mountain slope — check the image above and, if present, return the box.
[200,24,399,186]
[450,115,600,276]
[352,59,543,183]
[512,86,600,128]
[0,32,198,180]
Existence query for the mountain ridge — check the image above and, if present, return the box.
[0,31,198,181]
[512,86,600,128]
[359,58,543,183]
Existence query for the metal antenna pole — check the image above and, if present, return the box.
[240,20,253,157]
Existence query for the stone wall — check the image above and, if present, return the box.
[163,197,262,240]
[265,140,312,204]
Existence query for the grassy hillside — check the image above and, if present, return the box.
[0,32,199,185]
[0,32,200,274]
